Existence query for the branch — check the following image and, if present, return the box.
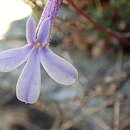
[67,0,130,45]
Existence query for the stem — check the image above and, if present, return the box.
[67,0,130,45]
[27,0,42,11]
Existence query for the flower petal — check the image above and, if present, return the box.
[36,18,51,45]
[0,45,32,72]
[16,48,41,104]
[26,16,36,44]
[40,47,78,85]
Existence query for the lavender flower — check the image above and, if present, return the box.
[0,0,78,104]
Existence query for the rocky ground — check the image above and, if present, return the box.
[0,18,130,130]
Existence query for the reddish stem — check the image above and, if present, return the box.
[67,0,130,45]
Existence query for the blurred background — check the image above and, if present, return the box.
[0,0,130,130]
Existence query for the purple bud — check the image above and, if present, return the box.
[37,0,62,32]
[42,0,62,22]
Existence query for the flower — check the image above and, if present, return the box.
[0,15,78,103]
[0,0,78,104]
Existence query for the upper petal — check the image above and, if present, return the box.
[36,18,51,45]
[26,16,36,44]
[16,48,41,104]
[40,47,78,85]
[0,45,32,72]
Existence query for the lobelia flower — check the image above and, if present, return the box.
[0,0,78,104]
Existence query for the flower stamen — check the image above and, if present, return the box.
[35,43,42,48]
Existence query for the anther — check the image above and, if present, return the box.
[35,43,42,48]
